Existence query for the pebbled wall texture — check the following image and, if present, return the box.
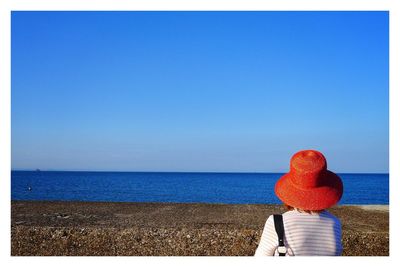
[11,201,389,256]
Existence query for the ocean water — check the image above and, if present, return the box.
[11,171,389,205]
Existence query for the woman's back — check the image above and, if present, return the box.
[255,210,342,256]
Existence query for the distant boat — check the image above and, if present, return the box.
[35,169,41,172]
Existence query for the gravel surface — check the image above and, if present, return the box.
[11,201,389,256]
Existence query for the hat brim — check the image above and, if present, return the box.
[274,171,343,210]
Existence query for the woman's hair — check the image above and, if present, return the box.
[284,204,324,214]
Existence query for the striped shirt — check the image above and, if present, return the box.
[254,210,342,256]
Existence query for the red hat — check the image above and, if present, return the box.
[275,150,343,210]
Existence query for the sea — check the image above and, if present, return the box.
[11,171,389,205]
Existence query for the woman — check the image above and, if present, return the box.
[255,150,343,256]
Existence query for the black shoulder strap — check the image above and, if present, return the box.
[273,214,287,256]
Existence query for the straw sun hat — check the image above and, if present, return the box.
[275,150,343,211]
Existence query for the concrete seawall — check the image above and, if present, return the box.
[11,201,389,256]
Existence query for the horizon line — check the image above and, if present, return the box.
[10,169,389,175]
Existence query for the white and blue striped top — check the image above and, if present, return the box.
[254,209,343,256]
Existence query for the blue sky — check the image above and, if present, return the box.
[11,11,388,173]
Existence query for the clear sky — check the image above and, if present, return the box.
[11,11,388,173]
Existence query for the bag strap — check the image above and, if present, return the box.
[273,214,287,256]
